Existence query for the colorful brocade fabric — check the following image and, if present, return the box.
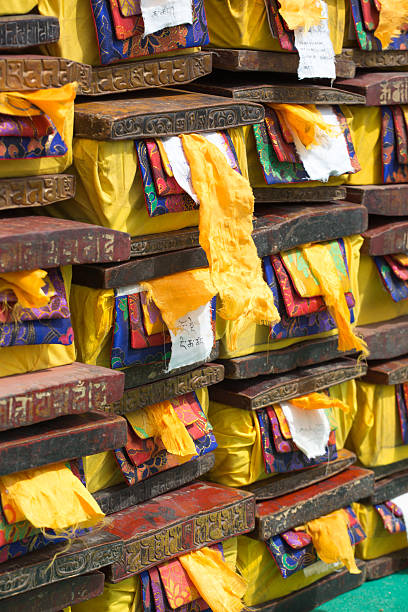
[0,113,53,138]
[375,502,406,533]
[385,255,408,281]
[264,0,295,50]
[128,293,170,349]
[146,139,184,196]
[391,107,408,165]
[117,0,141,17]
[396,384,408,444]
[90,0,209,65]
[345,506,367,546]
[0,115,67,161]
[374,256,408,302]
[264,107,299,164]
[382,107,408,184]
[350,0,408,50]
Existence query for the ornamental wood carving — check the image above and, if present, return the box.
[253,186,346,203]
[0,55,91,91]
[347,185,408,216]
[0,16,59,50]
[0,175,75,210]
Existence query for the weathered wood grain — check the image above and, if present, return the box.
[0,15,59,49]
[363,355,408,385]
[0,571,105,612]
[102,481,255,581]
[0,531,122,600]
[337,72,408,105]
[365,469,408,505]
[0,217,131,272]
[365,549,408,581]
[244,450,357,501]
[347,185,408,216]
[362,219,408,255]
[254,186,346,203]
[94,453,215,515]
[254,467,374,539]
[0,55,91,91]
[74,91,264,140]
[0,174,75,209]
[210,359,366,410]
[0,363,124,431]
[369,457,408,480]
[356,317,408,362]
[348,49,408,72]
[80,52,212,95]
[0,411,127,475]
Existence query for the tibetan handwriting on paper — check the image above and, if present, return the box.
[280,401,330,459]
[294,0,335,80]
[167,302,213,371]
[140,0,193,37]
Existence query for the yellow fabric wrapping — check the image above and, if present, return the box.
[156,140,174,176]
[44,127,245,237]
[0,463,104,530]
[222,537,238,572]
[375,1,408,48]
[181,133,280,347]
[236,536,338,606]
[305,509,360,574]
[270,104,334,149]
[342,106,382,186]
[0,266,75,377]
[357,255,408,326]
[72,576,141,612]
[353,503,408,560]
[218,234,363,359]
[205,0,345,55]
[278,0,323,31]
[141,269,216,334]
[349,381,408,467]
[0,269,49,308]
[126,403,197,460]
[290,392,350,412]
[179,547,247,612]
[328,380,358,449]
[0,0,37,14]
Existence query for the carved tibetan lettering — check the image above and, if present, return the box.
[0,56,91,91]
[0,175,75,210]
[0,17,59,50]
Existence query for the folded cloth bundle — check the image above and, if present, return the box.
[354,502,408,560]
[349,0,408,50]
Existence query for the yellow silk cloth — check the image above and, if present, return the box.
[290,392,350,412]
[181,133,280,345]
[218,234,362,359]
[156,140,173,176]
[0,266,75,377]
[327,380,358,449]
[180,547,247,612]
[0,463,104,530]
[394,253,408,266]
[305,510,360,574]
[44,127,246,237]
[353,503,408,560]
[0,0,37,13]
[141,269,216,334]
[72,576,141,612]
[348,381,408,467]
[126,403,197,460]
[236,536,338,606]
[0,269,49,309]
[205,0,346,55]
[270,104,334,149]
[342,106,382,186]
[357,255,408,326]
[275,406,292,439]
[278,0,323,31]
[375,0,408,48]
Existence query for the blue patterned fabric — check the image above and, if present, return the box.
[374,256,408,302]
[0,316,73,347]
[0,116,67,161]
[396,384,408,444]
[266,534,317,578]
[382,107,408,184]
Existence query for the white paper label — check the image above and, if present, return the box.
[294,0,335,79]
[280,401,330,459]
[116,284,143,297]
[167,302,213,372]
[391,493,408,541]
[140,0,193,37]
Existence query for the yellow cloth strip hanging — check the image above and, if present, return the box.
[179,547,247,612]
[0,463,104,530]
[274,406,292,439]
[0,269,49,308]
[278,0,324,31]
[126,402,197,460]
[181,134,280,348]
[375,0,408,48]
[305,509,360,574]
[290,392,350,412]
[301,243,368,355]
[270,104,334,149]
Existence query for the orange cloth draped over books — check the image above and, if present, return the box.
[375,0,408,48]
[278,0,324,31]
[0,269,50,309]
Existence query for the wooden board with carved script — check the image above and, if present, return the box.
[253,186,346,204]
[0,217,131,272]
[0,531,122,600]
[361,219,408,255]
[209,359,366,410]
[347,185,408,216]
[0,15,59,49]
[0,571,105,612]
[79,52,212,96]
[254,467,374,540]
[244,450,357,501]
[74,90,265,140]
[0,411,127,475]
[0,174,75,210]
[0,362,124,431]
[102,481,255,581]
[219,337,356,380]
[364,549,408,581]
[94,453,215,515]
[252,563,366,612]
[336,72,408,106]
[365,469,408,505]
[356,317,408,362]
[73,202,368,286]
[0,55,91,91]
[363,355,408,385]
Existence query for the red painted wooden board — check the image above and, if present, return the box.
[0,216,131,273]
[0,411,127,475]
[102,481,255,581]
[361,218,408,255]
[0,363,124,431]
[254,467,374,539]
[347,185,408,216]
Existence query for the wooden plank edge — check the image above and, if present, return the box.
[363,549,408,581]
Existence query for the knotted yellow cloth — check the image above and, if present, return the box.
[270,104,334,149]
[0,463,104,530]
[181,134,280,348]
[179,547,247,612]
[305,509,361,574]
[0,269,49,308]
[278,0,324,31]
[375,0,408,48]
[290,392,350,412]
[126,402,197,460]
